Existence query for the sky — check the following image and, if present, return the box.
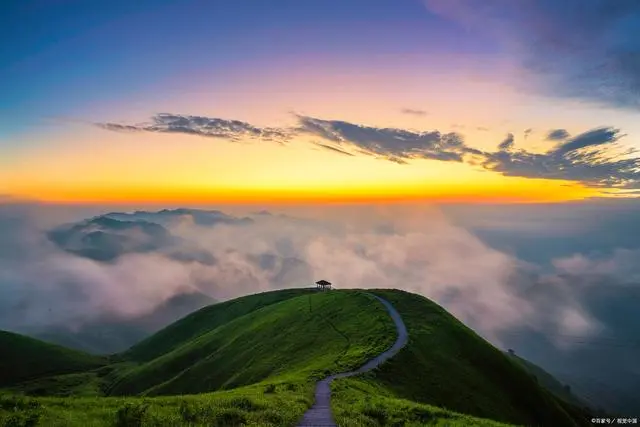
[3,0,640,204]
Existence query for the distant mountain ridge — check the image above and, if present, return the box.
[47,209,253,263]
[103,208,254,227]
[48,216,175,262]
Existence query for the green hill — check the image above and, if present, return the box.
[330,289,593,427]
[123,288,316,362]
[0,330,107,387]
[108,290,396,396]
[1,288,599,426]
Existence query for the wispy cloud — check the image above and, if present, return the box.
[296,115,480,163]
[400,108,429,116]
[546,129,571,141]
[311,141,355,157]
[96,113,482,164]
[95,112,640,191]
[498,133,515,151]
[424,0,640,110]
[482,127,640,189]
[96,113,292,143]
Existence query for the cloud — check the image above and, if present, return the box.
[97,112,488,164]
[424,0,640,110]
[95,113,482,163]
[552,128,622,155]
[96,113,292,143]
[295,115,480,162]
[311,141,355,157]
[0,203,556,340]
[400,108,429,116]
[94,112,640,191]
[95,123,146,133]
[546,129,571,141]
[498,133,515,151]
[482,127,640,189]
[524,128,533,140]
[2,201,624,345]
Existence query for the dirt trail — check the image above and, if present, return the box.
[297,294,409,427]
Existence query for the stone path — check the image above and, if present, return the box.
[297,294,409,427]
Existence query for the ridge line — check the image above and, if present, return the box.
[296,292,409,427]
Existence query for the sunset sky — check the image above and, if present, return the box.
[2,0,640,204]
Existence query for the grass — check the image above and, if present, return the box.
[123,288,317,363]
[108,290,396,396]
[339,289,593,427]
[0,381,311,426]
[505,351,589,409]
[0,331,107,388]
[2,288,601,426]
[332,377,515,426]
[1,289,397,426]
[5,363,139,398]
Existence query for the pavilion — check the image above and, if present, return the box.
[315,280,332,291]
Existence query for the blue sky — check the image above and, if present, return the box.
[1,0,496,138]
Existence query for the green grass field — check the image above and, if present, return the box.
[1,288,599,426]
[1,381,311,427]
[331,289,593,427]
[0,330,107,388]
[107,290,396,396]
[332,377,514,427]
[123,288,316,363]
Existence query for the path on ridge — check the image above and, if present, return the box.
[297,293,409,427]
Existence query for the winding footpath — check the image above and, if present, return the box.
[297,294,409,427]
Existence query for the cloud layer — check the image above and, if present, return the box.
[96,113,640,190]
[1,202,629,344]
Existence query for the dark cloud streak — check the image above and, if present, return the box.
[546,129,571,141]
[96,113,292,144]
[95,112,640,191]
[296,115,475,163]
[483,127,640,189]
[401,108,429,116]
[311,141,355,157]
[498,133,515,151]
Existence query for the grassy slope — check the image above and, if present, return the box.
[0,330,107,387]
[123,288,315,363]
[331,289,593,427]
[1,289,518,427]
[2,288,600,426]
[1,382,311,427]
[108,290,397,396]
[506,352,588,408]
[332,377,513,427]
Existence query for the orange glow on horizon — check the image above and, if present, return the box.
[10,178,600,206]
